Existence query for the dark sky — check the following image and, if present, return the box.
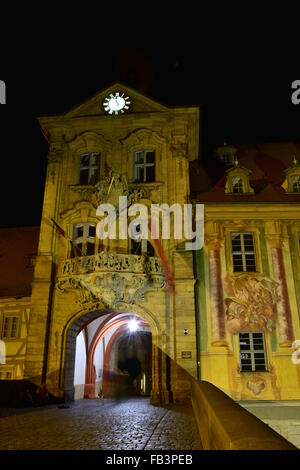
[0,40,299,228]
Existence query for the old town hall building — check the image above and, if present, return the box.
[0,84,300,413]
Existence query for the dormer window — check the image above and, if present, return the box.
[216,142,237,166]
[222,153,233,164]
[232,176,243,193]
[291,175,300,193]
[79,153,100,185]
[281,156,300,193]
[225,161,254,195]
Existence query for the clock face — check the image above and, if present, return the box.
[103,92,131,115]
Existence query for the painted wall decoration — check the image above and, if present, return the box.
[246,374,266,395]
[223,273,280,334]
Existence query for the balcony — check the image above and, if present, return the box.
[56,252,165,308]
[58,252,163,277]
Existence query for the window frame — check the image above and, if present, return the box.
[73,222,96,256]
[221,153,234,165]
[133,150,155,183]
[0,370,13,380]
[238,331,268,372]
[232,176,244,193]
[131,238,155,256]
[230,232,257,272]
[291,175,300,193]
[78,152,100,186]
[1,315,20,340]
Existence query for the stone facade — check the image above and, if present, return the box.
[193,143,300,402]
[23,83,200,404]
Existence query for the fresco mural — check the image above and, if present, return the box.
[223,273,280,334]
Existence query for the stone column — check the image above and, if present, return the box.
[265,221,294,347]
[205,222,227,346]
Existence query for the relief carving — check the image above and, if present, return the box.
[56,272,165,308]
[70,170,150,208]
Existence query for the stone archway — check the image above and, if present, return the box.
[61,302,163,403]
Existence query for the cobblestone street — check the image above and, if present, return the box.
[0,397,202,450]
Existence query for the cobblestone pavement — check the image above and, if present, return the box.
[0,397,202,450]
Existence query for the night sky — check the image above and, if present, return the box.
[0,39,299,229]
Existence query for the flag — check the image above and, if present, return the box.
[42,217,82,257]
[50,218,65,237]
[148,220,175,294]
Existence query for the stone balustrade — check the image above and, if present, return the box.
[59,252,163,277]
[191,379,297,450]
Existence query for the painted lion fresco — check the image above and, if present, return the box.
[223,273,280,334]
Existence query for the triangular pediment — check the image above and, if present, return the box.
[64,82,169,118]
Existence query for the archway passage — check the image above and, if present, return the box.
[71,311,152,400]
[108,330,152,397]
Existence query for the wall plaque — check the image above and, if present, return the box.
[181,351,192,359]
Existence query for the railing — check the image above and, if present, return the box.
[59,252,163,277]
[191,379,297,450]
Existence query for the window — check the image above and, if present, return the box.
[291,175,300,193]
[73,223,96,256]
[131,239,155,256]
[232,176,243,193]
[239,332,267,371]
[221,153,233,165]
[79,153,100,185]
[133,151,155,182]
[0,371,12,380]
[231,233,257,272]
[2,316,19,339]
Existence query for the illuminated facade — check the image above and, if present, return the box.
[191,142,300,400]
[21,83,200,403]
[1,86,299,408]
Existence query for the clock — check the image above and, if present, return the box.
[103,92,131,115]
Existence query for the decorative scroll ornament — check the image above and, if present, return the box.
[223,273,280,334]
[56,272,165,308]
[70,170,149,208]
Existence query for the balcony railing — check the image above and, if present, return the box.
[58,252,163,277]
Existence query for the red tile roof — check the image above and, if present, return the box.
[191,142,300,203]
[0,227,40,298]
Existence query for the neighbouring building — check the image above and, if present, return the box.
[0,226,39,379]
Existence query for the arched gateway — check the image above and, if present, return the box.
[23,83,199,404]
[62,305,163,403]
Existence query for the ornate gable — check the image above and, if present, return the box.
[63,82,169,118]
